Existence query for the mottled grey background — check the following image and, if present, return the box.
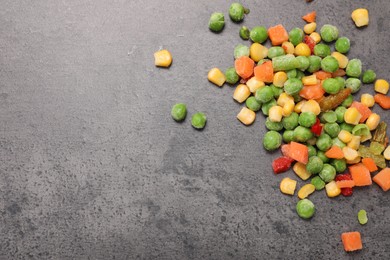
[1,0,389,259]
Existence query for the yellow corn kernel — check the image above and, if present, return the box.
[344,107,362,125]
[366,113,380,131]
[361,132,372,143]
[302,75,317,85]
[338,130,352,143]
[277,92,294,107]
[154,49,172,67]
[294,100,307,113]
[383,146,390,160]
[347,135,361,150]
[294,43,311,57]
[237,107,256,125]
[273,71,288,87]
[246,77,265,93]
[233,84,251,103]
[269,105,283,122]
[351,8,369,27]
[208,68,226,87]
[374,79,389,94]
[360,93,375,108]
[280,177,297,195]
[310,32,321,43]
[331,52,349,69]
[301,100,321,115]
[303,22,317,34]
[342,146,359,161]
[298,184,316,199]
[282,100,295,117]
[346,156,361,165]
[293,162,311,181]
[250,43,268,62]
[281,41,295,55]
[325,181,341,197]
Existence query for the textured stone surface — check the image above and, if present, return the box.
[1,0,389,259]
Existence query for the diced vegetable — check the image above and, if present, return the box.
[302,11,316,23]
[268,24,289,46]
[374,79,389,94]
[280,177,297,195]
[351,8,369,27]
[318,88,352,112]
[293,162,311,180]
[298,184,316,199]
[290,141,309,164]
[350,101,372,123]
[233,84,251,103]
[325,181,341,197]
[373,168,390,191]
[254,61,274,83]
[273,156,294,174]
[341,232,363,252]
[374,93,390,109]
[235,56,255,79]
[154,49,173,67]
[361,158,378,172]
[237,107,256,125]
[336,180,355,189]
[349,163,372,186]
[358,210,368,225]
[325,146,344,159]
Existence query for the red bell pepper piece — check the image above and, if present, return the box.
[311,118,323,136]
[272,156,294,174]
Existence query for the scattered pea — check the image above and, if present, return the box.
[289,28,304,46]
[340,122,354,133]
[317,150,330,163]
[239,26,250,40]
[341,95,354,107]
[331,159,347,173]
[316,133,333,151]
[265,117,284,131]
[321,111,338,123]
[229,3,245,22]
[306,156,324,174]
[282,112,299,130]
[255,86,274,103]
[286,69,297,79]
[263,130,282,151]
[346,59,362,78]
[191,112,207,129]
[283,130,294,143]
[308,145,317,157]
[296,199,315,219]
[345,78,362,93]
[284,78,303,95]
[321,56,339,73]
[246,96,261,111]
[313,44,331,58]
[324,123,341,138]
[171,103,187,121]
[270,84,284,98]
[358,209,368,225]
[335,106,347,123]
[362,69,376,84]
[299,112,317,128]
[322,78,342,94]
[225,67,239,84]
[335,37,350,53]
[209,12,225,32]
[296,56,310,71]
[307,55,322,73]
[293,126,314,142]
[320,24,339,42]
[261,99,277,116]
[250,26,268,43]
[311,176,326,190]
[234,44,250,59]
[319,164,336,183]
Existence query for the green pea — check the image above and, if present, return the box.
[296,199,315,219]
[234,44,250,59]
[286,69,297,79]
[295,70,305,80]
[265,117,283,131]
[239,26,250,40]
[358,209,368,225]
[267,47,285,59]
[283,130,294,143]
[191,112,207,129]
[246,96,261,112]
[321,111,337,123]
[322,78,342,94]
[335,106,347,123]
[345,78,362,93]
[332,137,346,148]
[317,150,329,163]
[208,12,225,32]
[321,56,339,73]
[306,156,324,174]
[331,159,347,173]
[272,54,300,71]
[308,145,317,157]
[296,56,310,71]
[284,78,303,95]
[324,123,340,138]
[263,130,282,151]
[320,24,339,42]
[319,164,336,183]
[270,84,283,98]
[340,122,354,133]
[299,111,317,128]
[311,176,326,190]
[171,103,187,121]
[352,124,370,137]
[289,28,304,46]
[250,26,268,43]
[341,95,354,107]
[316,133,332,151]
[346,59,362,78]
[307,55,322,73]
[313,43,331,58]
[255,86,274,103]
[229,3,245,22]
[362,69,376,84]
[225,67,239,84]
[334,76,346,88]
[293,126,313,143]
[261,99,277,116]
[282,112,299,130]
[335,37,350,54]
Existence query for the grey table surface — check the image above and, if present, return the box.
[1,0,390,259]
